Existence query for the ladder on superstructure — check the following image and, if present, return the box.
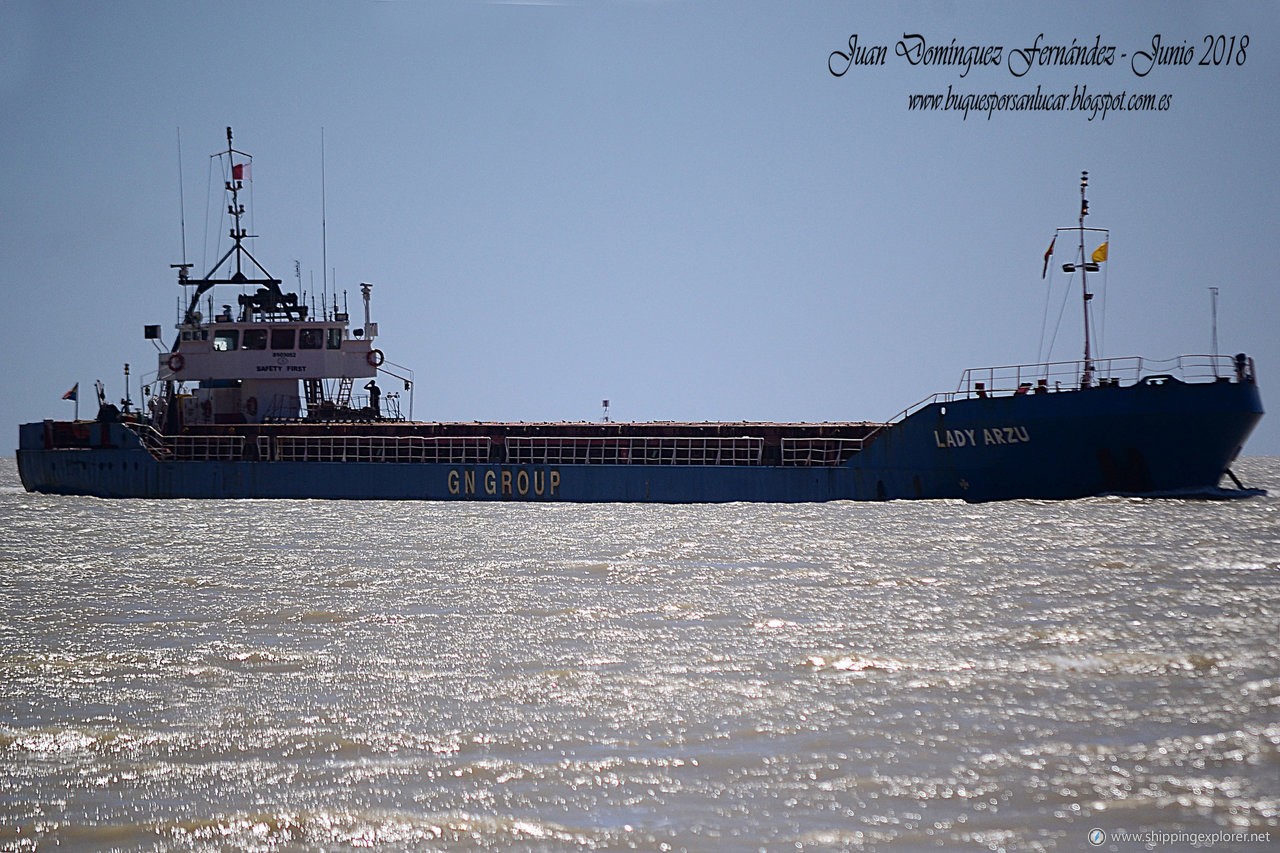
[304,377,355,415]
[335,377,353,407]
[304,379,325,410]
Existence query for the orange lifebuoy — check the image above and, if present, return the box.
[168,353,185,372]
[245,397,258,416]
[367,349,384,368]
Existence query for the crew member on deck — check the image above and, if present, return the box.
[365,380,381,418]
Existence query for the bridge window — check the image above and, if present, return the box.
[213,330,239,352]
[270,328,295,350]
[327,328,343,349]
[241,329,267,350]
[299,328,324,349]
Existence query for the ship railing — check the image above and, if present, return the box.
[505,435,765,466]
[888,354,1249,424]
[125,424,491,463]
[376,357,416,421]
[171,434,246,461]
[270,435,491,463]
[957,354,1244,396]
[126,424,248,461]
[779,437,865,466]
[126,423,167,455]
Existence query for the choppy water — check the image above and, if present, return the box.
[1,457,1277,852]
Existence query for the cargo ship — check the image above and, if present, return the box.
[15,133,1265,502]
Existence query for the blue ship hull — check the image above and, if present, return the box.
[16,373,1264,502]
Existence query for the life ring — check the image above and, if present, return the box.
[245,396,258,416]
[168,353,185,372]
[367,349,384,368]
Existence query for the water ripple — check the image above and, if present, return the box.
[1,457,1277,850]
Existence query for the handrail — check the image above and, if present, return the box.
[886,354,1252,424]
[779,437,865,466]
[125,422,245,461]
[377,358,415,421]
[124,424,491,463]
[505,435,765,466]
[273,434,488,463]
[124,422,166,453]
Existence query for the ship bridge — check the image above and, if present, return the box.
[159,313,378,386]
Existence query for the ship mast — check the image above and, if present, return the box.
[1077,171,1095,387]
[1060,171,1101,388]
[177,127,301,326]
[226,125,248,281]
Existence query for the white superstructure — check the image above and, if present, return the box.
[148,129,392,428]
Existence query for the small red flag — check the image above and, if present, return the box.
[232,162,250,181]
[1042,235,1056,279]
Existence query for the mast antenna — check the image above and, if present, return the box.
[177,127,187,266]
[170,128,194,291]
[321,127,328,298]
[1209,286,1220,360]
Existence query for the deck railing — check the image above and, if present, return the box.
[957,354,1245,396]
[270,435,490,463]
[127,424,247,461]
[125,426,885,468]
[888,354,1253,424]
[779,437,865,466]
[504,435,765,466]
[127,425,491,463]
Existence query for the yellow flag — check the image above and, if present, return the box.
[1091,242,1108,263]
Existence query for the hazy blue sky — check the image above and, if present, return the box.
[3,1,1277,455]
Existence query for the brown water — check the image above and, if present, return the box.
[1,457,1277,852]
